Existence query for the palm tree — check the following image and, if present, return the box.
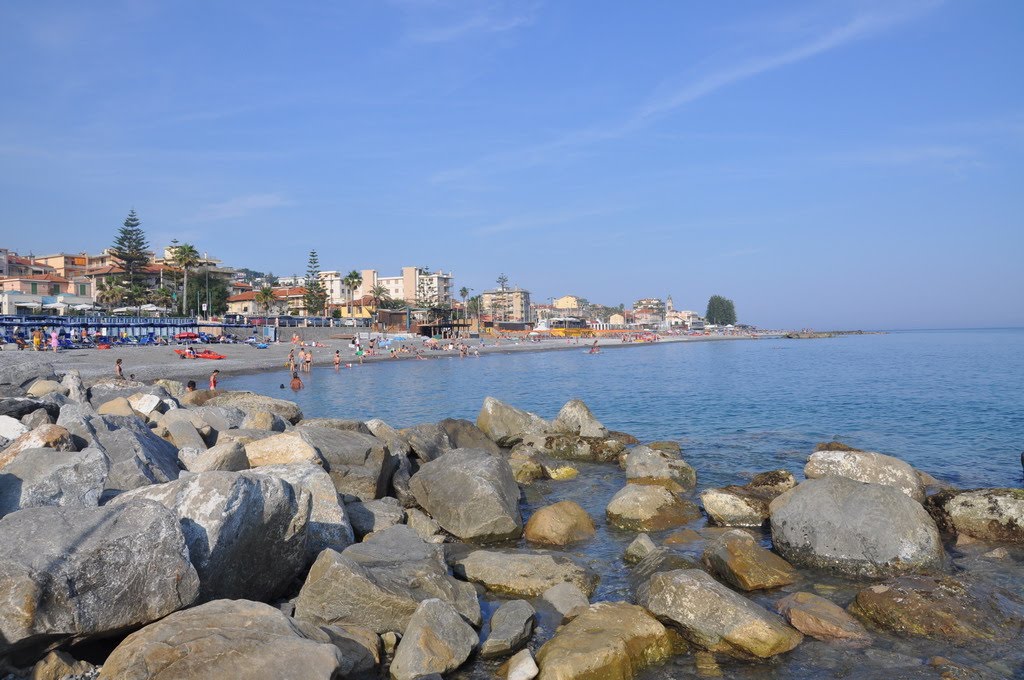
[150,287,174,310]
[459,286,470,321]
[369,284,390,309]
[96,280,126,310]
[255,286,276,315]
[343,270,363,318]
[171,243,201,315]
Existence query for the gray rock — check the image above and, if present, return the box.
[624,533,657,564]
[476,397,550,447]
[364,418,411,456]
[347,496,404,539]
[0,397,58,421]
[627,547,700,595]
[439,418,501,455]
[295,525,480,634]
[241,409,289,432]
[305,624,381,678]
[625,445,697,492]
[19,408,52,429]
[399,422,453,463]
[299,418,372,434]
[517,432,625,463]
[406,507,442,540]
[247,463,354,561]
[552,399,608,438]
[390,599,478,680]
[165,417,207,451]
[410,448,522,543]
[205,391,303,424]
[26,379,66,398]
[480,600,535,659]
[59,370,88,403]
[926,488,1024,543]
[0,501,199,657]
[109,471,311,602]
[88,417,181,495]
[0,415,28,441]
[452,549,599,597]
[86,378,150,408]
[605,483,702,531]
[637,568,803,659]
[542,582,589,622]
[0,365,57,391]
[506,648,540,680]
[0,447,108,516]
[770,476,944,577]
[181,440,250,473]
[700,485,776,527]
[97,599,346,680]
[805,449,925,502]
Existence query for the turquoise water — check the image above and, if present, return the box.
[231,329,1024,489]
[230,329,1024,678]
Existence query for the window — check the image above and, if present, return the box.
[78,284,87,296]
[30,283,37,294]
[51,284,60,295]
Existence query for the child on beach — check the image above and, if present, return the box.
[115,358,124,379]
[50,330,59,353]
[186,380,196,392]
[209,369,220,390]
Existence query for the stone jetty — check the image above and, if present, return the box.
[0,366,1021,678]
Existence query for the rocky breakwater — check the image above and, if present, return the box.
[0,373,1022,679]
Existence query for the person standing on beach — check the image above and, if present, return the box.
[333,350,341,370]
[209,369,220,391]
[115,358,124,379]
[32,329,42,351]
[304,349,312,372]
[50,329,59,353]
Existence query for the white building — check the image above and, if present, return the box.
[317,271,354,308]
[357,266,454,306]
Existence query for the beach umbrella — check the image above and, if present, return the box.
[72,303,96,311]
[42,302,69,310]
[15,301,42,309]
[112,307,131,313]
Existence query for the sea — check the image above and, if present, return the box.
[230,328,1024,678]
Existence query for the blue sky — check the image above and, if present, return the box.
[1,1,1021,329]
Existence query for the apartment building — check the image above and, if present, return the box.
[481,287,532,323]
[358,267,454,306]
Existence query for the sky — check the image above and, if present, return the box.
[1,1,1022,329]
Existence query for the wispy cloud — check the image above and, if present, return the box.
[403,2,538,44]
[192,193,290,221]
[433,2,940,183]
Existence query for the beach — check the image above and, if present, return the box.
[0,332,759,383]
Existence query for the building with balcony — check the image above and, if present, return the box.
[357,267,454,307]
[481,287,532,323]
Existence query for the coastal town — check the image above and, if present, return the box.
[0,212,745,346]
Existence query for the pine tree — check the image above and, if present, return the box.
[111,209,150,285]
[705,295,737,325]
[303,250,327,316]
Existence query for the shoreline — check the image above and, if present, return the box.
[0,333,767,384]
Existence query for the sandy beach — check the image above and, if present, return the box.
[0,333,761,384]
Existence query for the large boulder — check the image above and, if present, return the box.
[246,427,397,501]
[769,476,944,577]
[0,447,108,517]
[439,418,501,455]
[552,399,609,438]
[295,525,480,634]
[399,422,453,462]
[606,484,701,531]
[0,415,28,441]
[0,397,58,421]
[59,370,88,403]
[476,397,550,447]
[517,432,625,463]
[347,497,404,539]
[700,485,777,527]
[364,418,411,455]
[410,448,522,543]
[775,592,871,645]
[524,500,595,546]
[109,471,311,602]
[452,549,599,597]
[848,575,1024,642]
[86,378,149,407]
[480,599,535,659]
[627,548,700,595]
[247,463,354,560]
[390,599,478,680]
[66,413,181,495]
[702,529,798,591]
[98,599,346,680]
[636,569,802,659]
[805,449,925,502]
[0,502,199,657]
[205,391,303,424]
[535,602,674,680]
[925,488,1024,543]
[181,440,250,472]
[0,424,75,468]
[624,445,697,492]
[26,379,65,398]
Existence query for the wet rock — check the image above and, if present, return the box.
[624,533,657,563]
[552,399,609,438]
[452,548,599,597]
[30,650,94,680]
[702,529,798,591]
[749,469,797,493]
[806,448,925,502]
[647,440,681,454]
[247,463,354,560]
[205,391,303,424]
[400,422,453,462]
[348,496,404,539]
[0,446,108,517]
[410,448,522,543]
[543,464,578,480]
[476,396,550,447]
[181,439,250,472]
[98,599,346,680]
[700,486,776,527]
[520,432,625,463]
[606,484,702,531]
[109,471,311,602]
[542,582,589,622]
[439,417,502,455]
[775,592,871,644]
[926,488,1024,543]
[664,528,702,545]
[0,502,199,657]
[390,598,478,680]
[769,476,944,577]
[848,575,1024,642]
[535,602,674,680]
[0,424,75,468]
[480,599,535,659]
[625,444,697,492]
[637,568,803,659]
[509,450,544,484]
[524,500,595,546]
[295,525,480,634]
[628,547,700,594]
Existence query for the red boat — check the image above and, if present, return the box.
[174,349,226,360]
[175,332,199,340]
